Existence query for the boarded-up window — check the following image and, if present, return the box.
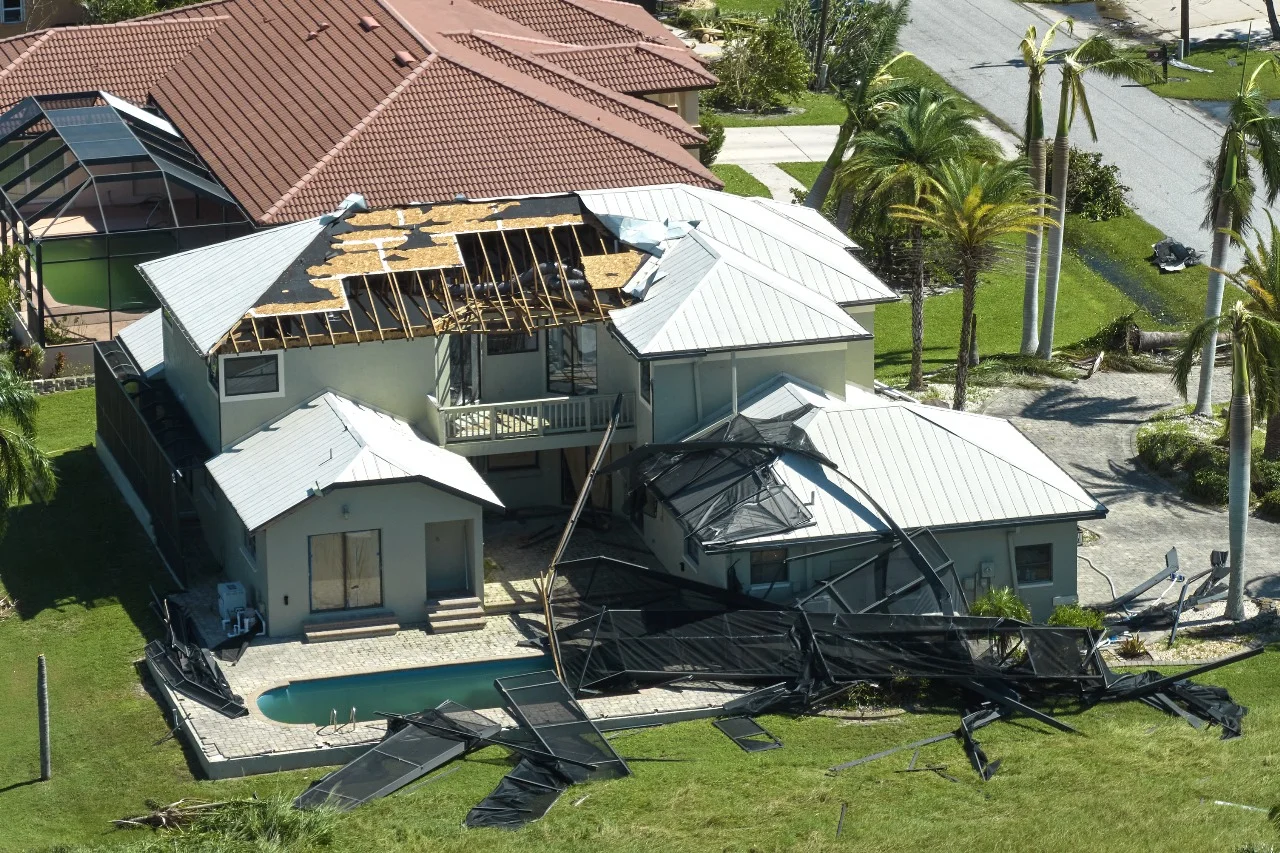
[309,530,382,612]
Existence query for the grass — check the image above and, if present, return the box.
[1140,40,1280,101]
[715,0,781,18]
[711,89,847,127]
[777,160,824,189]
[710,164,771,197]
[0,389,311,850]
[4,392,1280,853]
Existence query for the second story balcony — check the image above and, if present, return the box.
[422,392,637,455]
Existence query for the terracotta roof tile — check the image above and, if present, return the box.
[0,0,717,224]
[469,0,660,46]
[448,31,703,146]
[535,42,714,93]
[270,52,718,220]
[0,18,226,105]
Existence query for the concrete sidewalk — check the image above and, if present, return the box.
[718,126,839,165]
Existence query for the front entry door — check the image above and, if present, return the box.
[425,521,470,599]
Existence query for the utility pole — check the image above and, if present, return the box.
[37,655,50,781]
[1182,0,1190,55]
[813,0,830,88]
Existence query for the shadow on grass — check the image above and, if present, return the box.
[0,447,172,634]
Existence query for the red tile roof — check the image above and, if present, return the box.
[0,0,718,224]
[534,42,714,93]
[468,0,676,47]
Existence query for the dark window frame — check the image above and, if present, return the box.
[545,326,598,396]
[640,359,652,405]
[1015,543,1054,585]
[221,353,281,398]
[1,0,23,25]
[486,333,538,355]
[750,548,788,587]
[308,529,384,613]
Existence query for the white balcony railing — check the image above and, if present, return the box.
[438,392,636,444]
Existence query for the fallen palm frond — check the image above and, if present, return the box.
[1060,312,1170,373]
[0,594,15,619]
[113,794,338,848]
[930,353,1079,388]
[112,799,229,830]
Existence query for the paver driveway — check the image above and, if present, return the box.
[983,369,1280,604]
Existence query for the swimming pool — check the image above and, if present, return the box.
[255,655,551,725]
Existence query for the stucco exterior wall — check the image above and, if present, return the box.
[162,314,221,450]
[845,307,875,389]
[219,336,438,447]
[257,481,484,637]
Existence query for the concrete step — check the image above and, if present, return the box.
[427,596,482,613]
[303,617,400,644]
[427,616,487,634]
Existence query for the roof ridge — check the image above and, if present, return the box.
[644,231,720,347]
[551,0,646,40]
[131,0,235,22]
[893,406,1100,510]
[469,30,582,50]
[0,29,51,77]
[463,30,703,142]
[263,54,439,223]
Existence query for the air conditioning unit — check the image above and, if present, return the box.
[217,582,248,621]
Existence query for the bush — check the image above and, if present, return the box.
[82,0,158,23]
[970,587,1031,622]
[1259,489,1280,520]
[699,110,724,166]
[1046,148,1130,222]
[1188,467,1230,504]
[709,21,812,113]
[1047,603,1105,631]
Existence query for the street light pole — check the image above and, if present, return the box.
[1182,0,1190,56]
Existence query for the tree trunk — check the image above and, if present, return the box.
[968,313,980,367]
[1226,385,1251,620]
[1265,0,1280,41]
[908,222,926,391]
[1036,136,1070,360]
[953,266,978,411]
[1195,203,1234,415]
[1265,412,1280,460]
[1022,136,1047,355]
[835,187,855,232]
[804,116,855,210]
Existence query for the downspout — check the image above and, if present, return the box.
[1006,528,1021,596]
[730,351,738,414]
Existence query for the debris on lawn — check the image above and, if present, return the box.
[113,799,229,830]
[0,594,15,620]
[712,716,783,753]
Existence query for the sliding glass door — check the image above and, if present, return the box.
[546,326,598,395]
[309,529,383,612]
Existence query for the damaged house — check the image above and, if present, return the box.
[97,183,1105,641]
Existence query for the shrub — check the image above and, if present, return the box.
[699,110,725,166]
[82,0,158,23]
[1116,633,1148,658]
[709,21,812,113]
[1047,603,1105,631]
[970,587,1031,622]
[1047,148,1130,222]
[1255,458,1280,495]
[1259,489,1280,520]
[1188,467,1230,504]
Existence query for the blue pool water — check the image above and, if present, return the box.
[256,655,551,725]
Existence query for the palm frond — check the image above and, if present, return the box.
[1172,314,1228,399]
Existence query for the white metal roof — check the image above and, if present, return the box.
[116,309,164,378]
[206,392,502,531]
[609,230,871,357]
[137,216,327,356]
[577,184,897,306]
[720,380,1104,548]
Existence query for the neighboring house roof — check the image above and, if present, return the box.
[116,309,165,377]
[138,214,329,355]
[207,391,502,531]
[530,42,715,94]
[578,185,898,307]
[468,0,684,47]
[609,229,870,358]
[709,378,1106,550]
[0,0,717,224]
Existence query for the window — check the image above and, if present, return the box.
[242,527,256,559]
[221,353,281,398]
[640,360,652,405]
[487,333,538,355]
[684,536,701,566]
[1015,544,1053,585]
[1,0,22,24]
[546,326,598,395]
[207,358,218,391]
[309,530,382,612]
[750,548,788,586]
[487,451,539,471]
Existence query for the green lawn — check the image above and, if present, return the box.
[711,90,847,128]
[1140,41,1280,101]
[711,164,771,197]
[778,160,824,189]
[0,390,310,850]
[715,0,782,18]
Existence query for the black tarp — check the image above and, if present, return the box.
[144,638,247,719]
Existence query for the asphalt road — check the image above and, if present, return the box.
[902,0,1276,260]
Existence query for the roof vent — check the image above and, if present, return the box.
[394,49,416,66]
[306,22,331,40]
[359,15,380,30]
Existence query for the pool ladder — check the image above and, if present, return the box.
[324,706,358,733]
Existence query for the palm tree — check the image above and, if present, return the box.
[894,159,1053,410]
[837,88,997,391]
[1173,301,1280,620]
[0,361,55,533]
[1017,20,1071,356]
[1193,56,1280,415]
[802,0,911,212]
[1036,35,1157,360]
[1223,214,1280,459]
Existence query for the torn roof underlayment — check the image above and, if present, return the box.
[0,0,718,223]
[617,377,1106,552]
[206,391,502,532]
[138,185,898,359]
